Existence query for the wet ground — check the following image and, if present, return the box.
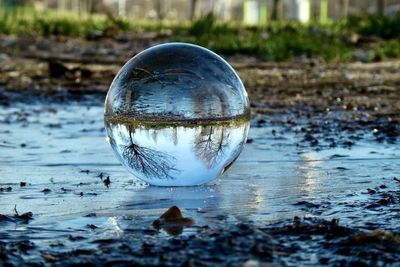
[1,97,399,266]
[0,36,400,266]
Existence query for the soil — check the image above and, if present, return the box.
[1,35,399,142]
[0,35,399,266]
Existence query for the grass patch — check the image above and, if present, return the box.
[175,14,399,62]
[374,38,400,60]
[178,18,354,61]
[0,7,185,37]
[346,14,400,39]
[0,7,112,36]
[0,6,399,62]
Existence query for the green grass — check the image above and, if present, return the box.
[0,7,183,36]
[0,8,109,36]
[176,14,400,62]
[0,7,399,62]
[346,14,400,39]
[180,19,354,61]
[374,39,400,60]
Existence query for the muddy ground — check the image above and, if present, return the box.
[1,34,399,141]
[0,35,399,266]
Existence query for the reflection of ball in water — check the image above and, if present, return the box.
[104,43,250,186]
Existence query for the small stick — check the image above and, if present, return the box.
[14,205,19,216]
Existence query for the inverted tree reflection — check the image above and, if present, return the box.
[120,126,178,180]
[194,126,231,169]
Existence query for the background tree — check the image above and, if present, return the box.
[190,0,198,20]
[154,0,165,21]
[272,0,280,20]
[377,0,386,16]
[339,0,349,19]
[320,0,328,24]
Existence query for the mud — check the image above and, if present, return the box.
[0,36,399,266]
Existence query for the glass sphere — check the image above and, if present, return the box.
[105,43,250,186]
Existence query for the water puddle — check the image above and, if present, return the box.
[0,101,399,245]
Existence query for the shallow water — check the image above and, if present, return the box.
[0,101,399,246]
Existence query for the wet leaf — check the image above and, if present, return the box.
[152,206,194,236]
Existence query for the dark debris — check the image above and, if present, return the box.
[1,216,399,267]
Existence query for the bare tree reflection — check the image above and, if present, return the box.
[194,126,231,169]
[118,67,236,119]
[120,125,178,180]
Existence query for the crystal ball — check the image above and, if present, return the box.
[105,43,250,186]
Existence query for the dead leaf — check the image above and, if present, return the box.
[152,206,194,236]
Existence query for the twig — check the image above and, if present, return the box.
[14,204,19,216]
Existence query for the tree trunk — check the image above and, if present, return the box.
[272,0,280,20]
[58,0,67,10]
[154,0,164,21]
[320,0,328,23]
[118,0,126,18]
[340,0,348,19]
[377,0,385,16]
[190,0,198,20]
[260,0,268,25]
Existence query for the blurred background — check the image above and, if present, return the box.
[1,0,400,23]
[0,0,399,62]
[0,0,400,62]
